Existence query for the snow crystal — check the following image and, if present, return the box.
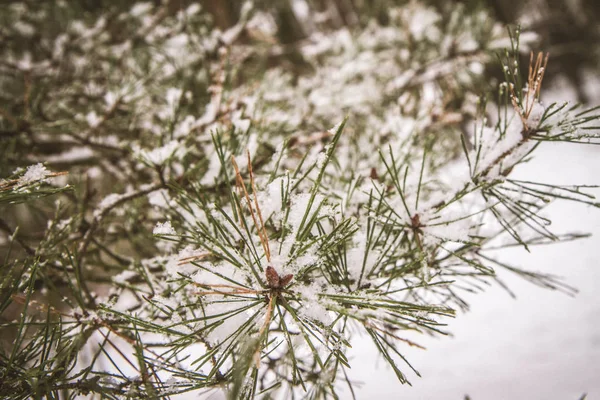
[130,2,153,17]
[185,3,201,16]
[287,193,324,234]
[86,111,101,128]
[165,246,199,277]
[192,260,250,287]
[292,0,310,22]
[471,117,524,179]
[247,11,277,36]
[469,62,484,75]
[173,115,196,138]
[20,163,49,184]
[296,282,332,325]
[422,218,474,246]
[53,33,68,59]
[43,147,95,163]
[247,133,260,161]
[204,300,257,346]
[148,189,171,208]
[97,193,123,210]
[56,217,72,231]
[407,6,441,41]
[316,151,327,169]
[166,88,182,111]
[153,221,176,235]
[113,269,138,284]
[163,35,189,62]
[255,176,291,221]
[345,231,371,282]
[200,151,221,185]
[135,140,184,165]
[231,110,251,132]
[526,99,545,128]
[104,91,118,109]
[14,21,35,37]
[289,251,319,274]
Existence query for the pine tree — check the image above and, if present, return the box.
[1,1,598,399]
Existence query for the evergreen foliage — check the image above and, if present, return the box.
[1,1,598,398]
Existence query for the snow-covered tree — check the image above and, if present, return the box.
[1,1,598,398]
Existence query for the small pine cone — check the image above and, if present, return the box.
[265,266,293,288]
[265,266,280,288]
[279,274,293,287]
